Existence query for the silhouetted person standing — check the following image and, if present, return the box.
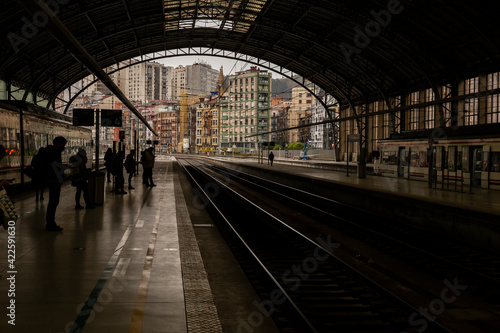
[104,148,113,182]
[43,136,67,231]
[70,148,94,209]
[114,150,127,194]
[143,147,156,187]
[125,149,137,189]
[268,151,274,166]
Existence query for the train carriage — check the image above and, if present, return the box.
[374,124,500,190]
[0,105,93,185]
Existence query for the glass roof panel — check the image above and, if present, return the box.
[164,0,267,32]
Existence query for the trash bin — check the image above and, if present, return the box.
[357,162,366,178]
[88,171,105,206]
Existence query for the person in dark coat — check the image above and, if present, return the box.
[70,148,94,209]
[31,147,45,201]
[42,136,68,231]
[125,149,137,189]
[104,148,113,182]
[268,151,275,166]
[113,150,127,194]
[142,147,156,187]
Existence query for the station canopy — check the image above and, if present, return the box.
[1,0,499,108]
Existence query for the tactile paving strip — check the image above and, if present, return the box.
[174,173,223,333]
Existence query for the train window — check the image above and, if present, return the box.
[381,151,397,165]
[448,146,456,172]
[410,151,429,167]
[462,147,469,173]
[491,153,500,172]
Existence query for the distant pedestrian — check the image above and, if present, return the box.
[142,147,156,187]
[42,136,68,231]
[268,151,274,166]
[104,148,113,182]
[113,150,127,194]
[70,148,94,209]
[125,149,137,189]
[31,147,45,201]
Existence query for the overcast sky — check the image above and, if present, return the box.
[156,55,284,79]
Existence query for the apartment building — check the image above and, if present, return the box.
[310,92,338,149]
[172,63,219,100]
[195,95,220,152]
[286,87,312,143]
[221,67,272,152]
[127,61,171,102]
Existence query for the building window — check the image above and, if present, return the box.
[408,91,420,130]
[424,88,435,129]
[463,77,479,126]
[487,72,500,123]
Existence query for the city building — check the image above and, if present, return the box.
[288,87,312,143]
[195,94,220,153]
[221,67,272,153]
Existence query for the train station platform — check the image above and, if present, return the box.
[2,155,500,332]
[207,155,500,253]
[0,158,278,333]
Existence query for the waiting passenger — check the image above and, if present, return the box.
[125,149,137,189]
[104,148,113,183]
[113,150,127,194]
[142,147,156,187]
[42,136,68,232]
[70,148,94,209]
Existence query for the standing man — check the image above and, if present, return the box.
[268,151,275,166]
[70,148,94,209]
[43,136,67,231]
[125,149,137,190]
[143,147,156,187]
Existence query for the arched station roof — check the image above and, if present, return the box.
[1,0,499,109]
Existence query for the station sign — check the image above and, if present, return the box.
[348,134,361,142]
[73,109,95,126]
[101,109,122,127]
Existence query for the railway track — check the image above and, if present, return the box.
[178,157,453,333]
[201,159,500,295]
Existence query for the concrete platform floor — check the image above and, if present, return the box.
[0,158,276,333]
